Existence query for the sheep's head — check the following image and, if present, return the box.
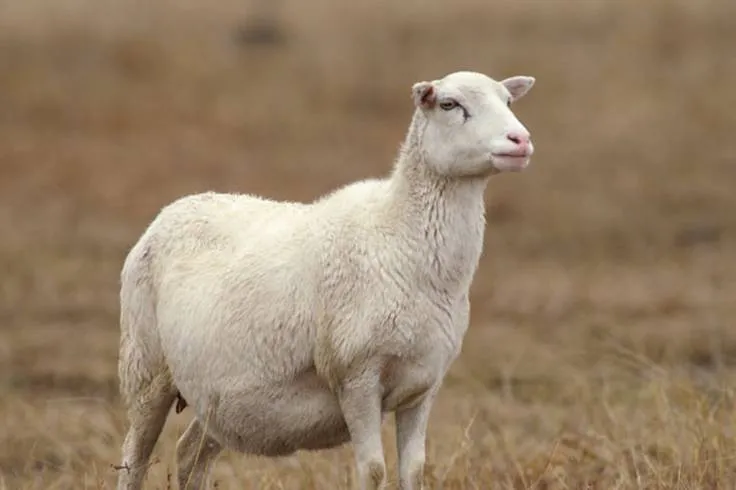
[412,71,535,177]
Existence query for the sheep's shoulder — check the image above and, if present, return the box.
[314,178,389,211]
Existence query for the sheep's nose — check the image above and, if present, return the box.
[506,131,530,146]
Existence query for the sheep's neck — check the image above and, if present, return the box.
[388,122,490,294]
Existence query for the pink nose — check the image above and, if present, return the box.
[506,131,530,147]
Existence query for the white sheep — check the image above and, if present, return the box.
[116,70,536,490]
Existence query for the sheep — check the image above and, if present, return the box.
[115,70,536,490]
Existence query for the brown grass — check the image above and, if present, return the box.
[1,0,735,488]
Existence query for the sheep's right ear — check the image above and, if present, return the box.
[412,81,436,109]
[502,76,535,102]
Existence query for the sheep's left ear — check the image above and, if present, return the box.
[412,81,437,109]
[501,76,535,102]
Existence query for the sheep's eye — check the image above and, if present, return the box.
[506,98,512,108]
[439,100,458,111]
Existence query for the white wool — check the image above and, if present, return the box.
[116,70,536,490]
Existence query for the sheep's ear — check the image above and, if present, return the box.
[501,76,535,102]
[412,81,437,109]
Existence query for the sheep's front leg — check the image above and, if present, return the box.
[395,389,438,490]
[339,375,386,490]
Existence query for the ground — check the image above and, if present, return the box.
[0,0,735,488]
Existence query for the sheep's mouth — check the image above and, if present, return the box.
[490,153,531,172]
[491,151,532,159]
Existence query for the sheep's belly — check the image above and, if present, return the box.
[198,376,352,457]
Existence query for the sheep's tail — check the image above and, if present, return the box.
[118,239,172,408]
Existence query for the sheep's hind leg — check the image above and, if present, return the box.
[176,418,223,490]
[116,373,177,490]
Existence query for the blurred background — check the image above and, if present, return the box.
[0,0,734,488]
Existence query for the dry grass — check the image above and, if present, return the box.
[0,0,735,488]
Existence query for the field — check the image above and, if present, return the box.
[1,0,735,488]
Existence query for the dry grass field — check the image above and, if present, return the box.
[1,0,735,488]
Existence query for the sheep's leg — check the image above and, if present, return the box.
[176,418,223,490]
[338,376,386,490]
[394,389,438,490]
[117,374,176,490]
